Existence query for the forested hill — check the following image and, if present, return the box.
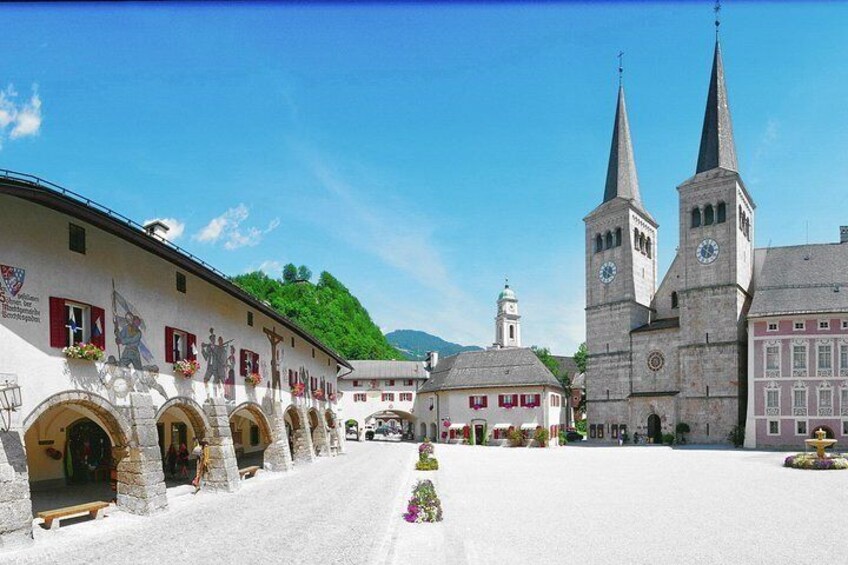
[385,329,483,361]
[233,270,403,361]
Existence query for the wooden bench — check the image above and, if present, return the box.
[37,501,111,530]
[238,465,261,480]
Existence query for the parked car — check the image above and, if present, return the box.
[345,428,359,441]
[371,425,401,441]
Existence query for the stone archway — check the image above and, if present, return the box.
[23,391,167,517]
[812,426,835,440]
[228,402,291,471]
[285,405,314,464]
[647,414,662,445]
[308,408,330,457]
[419,422,427,441]
[155,397,211,484]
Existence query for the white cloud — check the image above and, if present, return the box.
[194,203,279,250]
[143,217,185,241]
[256,260,284,275]
[0,84,42,147]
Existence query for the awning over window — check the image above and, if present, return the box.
[520,423,540,430]
[493,423,511,429]
[448,423,466,430]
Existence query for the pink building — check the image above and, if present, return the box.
[745,232,848,448]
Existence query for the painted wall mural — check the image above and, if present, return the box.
[201,327,233,401]
[0,263,41,324]
[264,326,285,399]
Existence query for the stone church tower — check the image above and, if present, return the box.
[584,37,754,444]
[493,282,521,349]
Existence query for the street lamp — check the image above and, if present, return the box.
[0,375,22,432]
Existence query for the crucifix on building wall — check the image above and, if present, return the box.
[264,326,285,399]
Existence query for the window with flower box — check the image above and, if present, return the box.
[499,394,517,408]
[520,394,541,408]
[240,349,260,377]
[382,393,395,402]
[469,395,487,410]
[354,393,366,402]
[165,326,197,363]
[49,297,106,349]
[400,393,413,402]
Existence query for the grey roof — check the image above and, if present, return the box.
[571,372,585,389]
[603,86,643,211]
[552,355,579,377]
[418,348,564,394]
[749,243,848,317]
[696,41,738,174]
[631,317,680,334]
[345,360,427,380]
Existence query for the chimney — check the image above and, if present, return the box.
[426,351,439,372]
[144,220,170,239]
[840,226,848,244]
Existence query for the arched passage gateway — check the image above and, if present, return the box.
[362,409,416,441]
[284,404,314,463]
[228,402,273,468]
[155,397,210,485]
[23,392,136,516]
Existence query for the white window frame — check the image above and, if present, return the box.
[791,342,808,376]
[471,395,486,407]
[764,385,780,416]
[840,343,848,377]
[767,420,780,436]
[764,343,780,374]
[796,420,808,436]
[843,420,848,436]
[817,342,833,374]
[65,301,91,346]
[842,320,848,330]
[818,383,834,416]
[767,322,779,332]
[842,387,848,417]
[794,321,806,331]
[819,319,830,331]
[171,329,188,361]
[792,385,808,417]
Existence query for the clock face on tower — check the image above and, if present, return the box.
[599,261,617,284]
[696,238,720,265]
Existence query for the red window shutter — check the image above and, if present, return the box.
[519,395,525,407]
[253,353,260,372]
[535,394,541,406]
[165,327,175,363]
[469,396,474,408]
[482,396,488,408]
[240,349,247,376]
[90,306,106,349]
[187,333,197,361]
[49,297,67,348]
[498,395,502,407]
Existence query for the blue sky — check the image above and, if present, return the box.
[3,2,847,355]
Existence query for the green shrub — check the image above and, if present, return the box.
[534,428,550,447]
[558,431,568,445]
[415,457,439,471]
[575,420,587,435]
[508,428,525,447]
[728,425,745,448]
[662,433,675,445]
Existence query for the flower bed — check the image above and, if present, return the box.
[403,479,443,523]
[63,343,105,361]
[245,372,262,387]
[784,453,848,470]
[173,359,200,378]
[416,439,439,470]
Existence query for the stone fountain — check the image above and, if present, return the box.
[805,428,837,459]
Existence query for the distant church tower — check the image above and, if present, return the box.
[494,281,521,349]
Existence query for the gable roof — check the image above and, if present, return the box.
[749,243,848,317]
[345,360,427,380]
[418,348,564,393]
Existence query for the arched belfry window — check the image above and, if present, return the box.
[595,234,603,253]
[717,202,726,223]
[691,208,702,228]
[605,231,613,250]
[671,291,679,309]
[646,237,652,259]
[704,204,714,225]
[639,234,645,253]
[614,227,622,247]
[509,325,514,339]
[634,228,640,250]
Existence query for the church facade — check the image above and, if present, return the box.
[584,39,754,444]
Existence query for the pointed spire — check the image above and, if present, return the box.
[603,84,642,206]
[696,40,738,173]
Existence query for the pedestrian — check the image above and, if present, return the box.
[178,442,190,479]
[192,439,210,493]
[633,432,640,445]
[166,443,177,477]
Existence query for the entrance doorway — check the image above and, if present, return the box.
[65,418,112,485]
[474,424,485,445]
[647,414,662,444]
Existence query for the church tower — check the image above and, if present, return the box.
[584,83,658,427]
[494,282,521,349]
[675,36,755,441]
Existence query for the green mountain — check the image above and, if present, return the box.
[233,270,403,361]
[385,329,483,361]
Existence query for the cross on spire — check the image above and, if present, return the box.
[714,0,721,38]
[617,51,624,85]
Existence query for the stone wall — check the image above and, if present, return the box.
[0,429,33,550]
[202,398,240,493]
[116,393,168,515]
[291,406,315,463]
[263,402,294,472]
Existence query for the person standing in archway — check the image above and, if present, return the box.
[192,439,209,493]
